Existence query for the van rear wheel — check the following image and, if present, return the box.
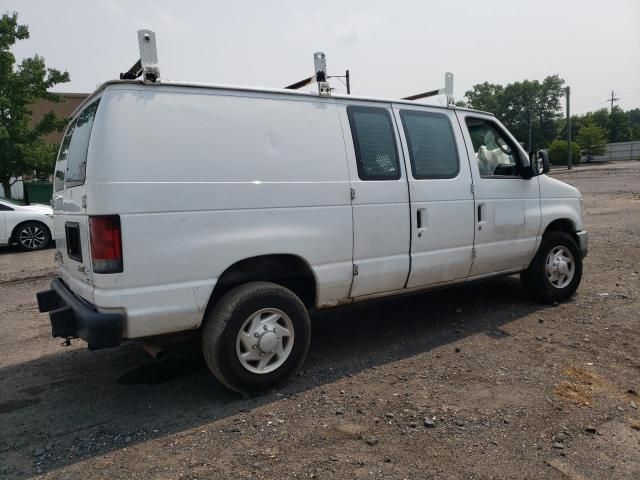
[202,282,311,394]
[521,231,583,303]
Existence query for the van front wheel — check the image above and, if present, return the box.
[521,231,583,303]
[202,282,311,394]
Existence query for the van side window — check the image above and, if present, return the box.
[400,111,459,179]
[65,99,101,187]
[347,106,401,180]
[465,118,521,177]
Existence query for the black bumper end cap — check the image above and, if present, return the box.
[37,279,124,350]
[37,289,60,313]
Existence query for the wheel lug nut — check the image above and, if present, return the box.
[263,325,268,331]
[254,333,259,338]
[252,345,257,349]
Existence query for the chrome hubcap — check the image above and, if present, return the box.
[545,246,575,289]
[19,226,45,249]
[235,308,294,374]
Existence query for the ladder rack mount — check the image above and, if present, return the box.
[285,51,331,96]
[403,72,454,106]
[120,30,160,83]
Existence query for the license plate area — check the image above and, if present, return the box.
[65,222,82,262]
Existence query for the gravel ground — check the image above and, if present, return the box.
[0,162,638,480]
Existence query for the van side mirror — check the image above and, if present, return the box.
[529,150,550,176]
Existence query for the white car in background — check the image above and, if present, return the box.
[0,198,54,251]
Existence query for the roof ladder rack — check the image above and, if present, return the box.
[285,52,331,96]
[403,72,454,106]
[120,30,160,83]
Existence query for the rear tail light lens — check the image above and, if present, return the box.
[89,215,123,273]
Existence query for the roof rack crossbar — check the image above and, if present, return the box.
[403,88,441,101]
[285,76,315,90]
[284,52,331,96]
[403,72,454,106]
[119,30,160,83]
[120,59,143,80]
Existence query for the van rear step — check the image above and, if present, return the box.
[37,278,123,350]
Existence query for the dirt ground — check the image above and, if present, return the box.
[1,162,638,480]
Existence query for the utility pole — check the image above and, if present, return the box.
[566,86,572,170]
[527,107,533,152]
[345,69,350,94]
[609,90,619,111]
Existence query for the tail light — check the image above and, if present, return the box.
[89,215,123,273]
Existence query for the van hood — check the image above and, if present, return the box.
[539,174,581,199]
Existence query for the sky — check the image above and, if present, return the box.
[2,0,639,114]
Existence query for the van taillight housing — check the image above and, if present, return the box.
[89,215,123,273]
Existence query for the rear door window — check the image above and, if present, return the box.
[347,106,401,180]
[65,99,100,187]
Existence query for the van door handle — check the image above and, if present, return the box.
[477,203,486,229]
[417,208,427,237]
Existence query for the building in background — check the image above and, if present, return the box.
[30,92,89,144]
[3,92,88,200]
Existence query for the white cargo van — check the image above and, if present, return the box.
[38,33,587,393]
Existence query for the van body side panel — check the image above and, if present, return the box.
[86,86,353,337]
[538,175,583,241]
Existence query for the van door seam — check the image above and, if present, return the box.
[453,110,477,277]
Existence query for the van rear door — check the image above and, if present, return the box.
[53,99,101,302]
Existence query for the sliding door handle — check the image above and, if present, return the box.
[416,208,427,236]
[477,203,486,230]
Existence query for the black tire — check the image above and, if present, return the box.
[202,281,311,394]
[14,221,51,251]
[521,231,583,303]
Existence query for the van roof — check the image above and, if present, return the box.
[72,79,494,118]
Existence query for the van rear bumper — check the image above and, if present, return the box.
[36,278,123,350]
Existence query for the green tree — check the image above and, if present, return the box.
[576,123,607,161]
[589,108,610,135]
[555,114,580,142]
[463,75,565,151]
[0,12,70,198]
[462,82,504,116]
[548,140,580,166]
[608,106,630,143]
[629,108,640,140]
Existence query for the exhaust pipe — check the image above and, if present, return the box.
[143,341,166,362]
